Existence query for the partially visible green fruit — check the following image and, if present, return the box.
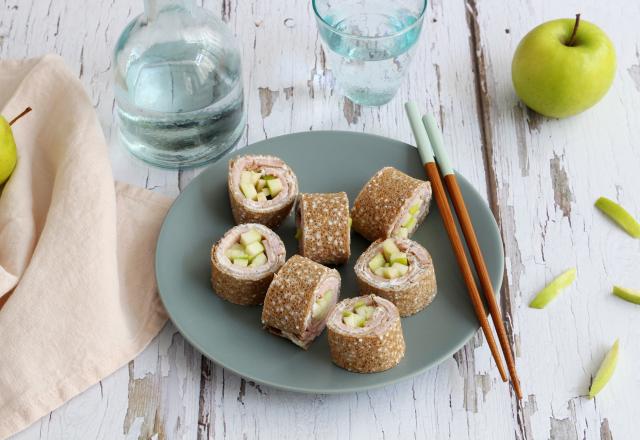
[529,268,577,308]
[589,339,619,399]
[595,197,640,238]
[0,116,18,185]
[512,15,616,118]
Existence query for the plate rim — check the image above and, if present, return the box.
[155,130,504,394]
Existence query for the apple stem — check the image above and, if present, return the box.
[9,107,32,126]
[566,13,581,46]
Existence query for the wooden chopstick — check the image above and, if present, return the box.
[405,102,508,383]
[422,114,523,400]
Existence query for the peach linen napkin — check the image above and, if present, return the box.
[0,55,172,437]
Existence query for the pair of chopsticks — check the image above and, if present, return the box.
[405,102,522,400]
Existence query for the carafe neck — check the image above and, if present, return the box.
[144,0,195,20]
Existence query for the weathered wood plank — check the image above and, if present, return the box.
[473,0,640,439]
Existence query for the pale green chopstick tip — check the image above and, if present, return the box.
[529,268,577,309]
[404,102,435,164]
[421,114,454,176]
[595,196,640,238]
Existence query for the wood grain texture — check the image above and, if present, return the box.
[2,0,637,438]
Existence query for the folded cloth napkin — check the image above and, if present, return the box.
[0,55,172,437]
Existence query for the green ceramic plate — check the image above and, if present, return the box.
[156,131,503,394]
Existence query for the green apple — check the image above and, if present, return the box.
[0,116,17,185]
[240,228,262,246]
[512,15,616,118]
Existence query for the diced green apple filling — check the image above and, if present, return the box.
[239,170,282,201]
[342,302,377,327]
[225,228,268,267]
[312,290,334,319]
[394,202,421,237]
[369,239,409,279]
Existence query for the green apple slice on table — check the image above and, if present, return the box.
[529,268,577,308]
[512,14,616,118]
[589,339,619,399]
[594,197,640,238]
[612,286,640,305]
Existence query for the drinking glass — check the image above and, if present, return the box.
[313,0,427,106]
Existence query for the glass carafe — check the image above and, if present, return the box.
[113,0,245,168]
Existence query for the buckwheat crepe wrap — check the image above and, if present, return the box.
[261,255,341,349]
[327,295,405,373]
[296,192,351,265]
[228,155,298,228]
[210,223,286,305]
[351,167,432,241]
[355,238,437,316]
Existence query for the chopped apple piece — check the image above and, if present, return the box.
[240,182,258,200]
[382,266,400,279]
[405,216,417,230]
[312,291,334,319]
[240,171,253,186]
[595,197,640,238]
[232,257,249,267]
[263,174,276,180]
[588,339,619,399]
[529,268,577,308]
[355,305,375,319]
[374,267,386,277]
[249,252,267,267]
[225,247,247,260]
[240,228,262,246]
[395,228,409,238]
[245,241,265,258]
[400,214,413,228]
[389,252,408,265]
[612,285,640,305]
[250,171,262,184]
[382,239,400,259]
[409,203,420,215]
[294,228,301,240]
[256,193,267,202]
[392,262,409,276]
[267,178,283,197]
[256,179,267,191]
[343,313,365,328]
[368,253,386,271]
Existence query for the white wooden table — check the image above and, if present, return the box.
[3,0,639,438]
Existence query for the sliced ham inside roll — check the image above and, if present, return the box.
[295,192,351,265]
[351,167,432,241]
[261,255,341,349]
[327,295,405,373]
[228,155,299,229]
[210,223,286,305]
[355,237,437,316]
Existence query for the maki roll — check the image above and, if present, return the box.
[228,155,299,229]
[261,255,341,349]
[351,167,432,241]
[327,295,405,373]
[355,237,437,316]
[295,192,351,265]
[210,223,286,305]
